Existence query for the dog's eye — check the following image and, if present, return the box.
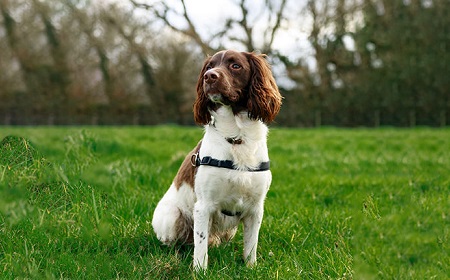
[231,63,241,70]
[206,65,212,71]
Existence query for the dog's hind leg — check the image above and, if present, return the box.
[152,184,194,244]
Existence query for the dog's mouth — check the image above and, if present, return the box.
[205,86,241,105]
[208,93,225,104]
[204,80,240,103]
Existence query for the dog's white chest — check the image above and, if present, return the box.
[195,168,271,213]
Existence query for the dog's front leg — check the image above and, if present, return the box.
[243,206,264,267]
[193,201,210,271]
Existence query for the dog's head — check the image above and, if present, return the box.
[193,50,282,125]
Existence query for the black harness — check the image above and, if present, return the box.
[191,152,270,172]
[190,135,270,217]
[221,209,242,217]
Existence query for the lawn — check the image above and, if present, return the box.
[0,126,448,279]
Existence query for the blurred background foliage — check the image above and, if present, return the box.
[0,0,448,127]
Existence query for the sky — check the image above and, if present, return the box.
[129,0,313,59]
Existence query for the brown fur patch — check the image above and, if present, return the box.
[174,140,202,189]
[174,211,194,244]
[209,227,238,247]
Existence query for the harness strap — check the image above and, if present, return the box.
[192,153,270,172]
[221,209,242,217]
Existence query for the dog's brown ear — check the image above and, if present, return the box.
[193,57,212,125]
[245,53,282,123]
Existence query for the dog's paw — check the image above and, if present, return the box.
[245,259,257,268]
[193,255,208,272]
[152,202,182,244]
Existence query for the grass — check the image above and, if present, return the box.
[0,126,448,279]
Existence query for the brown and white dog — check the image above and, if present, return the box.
[152,50,282,270]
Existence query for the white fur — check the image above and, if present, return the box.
[152,183,195,244]
[152,106,272,270]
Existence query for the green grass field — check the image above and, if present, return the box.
[0,126,448,279]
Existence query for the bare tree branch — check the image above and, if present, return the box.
[264,0,288,53]
[130,0,289,56]
[130,0,214,55]
[237,0,254,51]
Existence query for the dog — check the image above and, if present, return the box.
[152,50,282,270]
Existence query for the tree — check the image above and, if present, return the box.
[0,0,448,126]
[280,0,363,126]
[130,0,288,55]
[353,0,449,126]
[1,0,60,124]
[32,0,71,124]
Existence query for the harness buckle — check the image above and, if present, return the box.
[203,156,213,165]
[191,152,199,167]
